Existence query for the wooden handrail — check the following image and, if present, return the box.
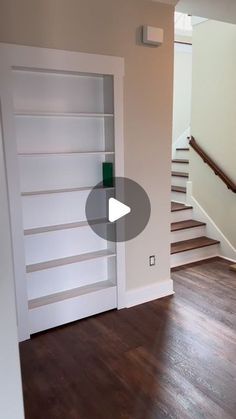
[189,136,236,193]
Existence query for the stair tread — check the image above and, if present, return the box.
[172,185,186,193]
[171,236,220,255]
[171,219,206,232]
[172,159,189,164]
[176,148,190,151]
[172,171,189,178]
[171,202,192,212]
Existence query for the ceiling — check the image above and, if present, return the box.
[154,0,236,25]
[177,0,236,24]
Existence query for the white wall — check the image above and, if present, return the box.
[0,121,24,417]
[190,20,236,248]
[173,42,192,143]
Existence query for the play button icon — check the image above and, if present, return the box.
[85,177,151,242]
[108,198,131,223]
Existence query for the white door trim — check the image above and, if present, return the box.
[0,43,126,340]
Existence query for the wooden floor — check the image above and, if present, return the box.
[20,257,236,419]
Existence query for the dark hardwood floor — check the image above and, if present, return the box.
[20,257,236,419]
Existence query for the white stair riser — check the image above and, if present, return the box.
[174,150,189,160]
[27,256,115,300]
[171,176,188,188]
[171,191,186,204]
[172,162,189,172]
[171,208,193,222]
[171,226,206,243]
[29,286,117,334]
[171,244,220,268]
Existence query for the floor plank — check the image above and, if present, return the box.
[20,257,236,419]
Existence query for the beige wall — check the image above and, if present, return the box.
[0,0,174,290]
[173,43,192,142]
[191,20,236,247]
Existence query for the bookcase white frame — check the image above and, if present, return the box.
[0,43,125,342]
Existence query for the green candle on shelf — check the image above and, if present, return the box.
[102,162,113,187]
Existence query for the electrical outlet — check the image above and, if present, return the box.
[149,255,155,266]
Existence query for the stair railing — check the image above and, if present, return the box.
[189,136,236,193]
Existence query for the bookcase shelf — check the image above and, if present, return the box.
[24,218,108,235]
[28,279,115,310]
[15,111,114,118]
[2,45,124,339]
[21,185,114,196]
[26,247,116,274]
[28,279,117,334]
[18,151,115,157]
[17,67,118,314]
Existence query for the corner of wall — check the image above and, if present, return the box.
[186,181,236,262]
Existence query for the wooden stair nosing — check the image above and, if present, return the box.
[171,171,189,178]
[171,186,186,193]
[171,236,220,255]
[172,159,189,164]
[171,202,192,212]
[171,220,206,232]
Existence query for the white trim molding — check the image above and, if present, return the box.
[186,181,236,262]
[126,279,174,308]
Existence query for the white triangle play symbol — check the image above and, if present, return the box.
[108,198,131,223]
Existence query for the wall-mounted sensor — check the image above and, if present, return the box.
[142,25,164,46]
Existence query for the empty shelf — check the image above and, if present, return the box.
[28,279,116,309]
[14,111,114,118]
[22,185,115,196]
[24,218,108,235]
[26,249,116,273]
[18,151,115,156]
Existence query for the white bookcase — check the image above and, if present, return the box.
[0,44,125,340]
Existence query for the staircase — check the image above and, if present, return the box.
[171,146,220,267]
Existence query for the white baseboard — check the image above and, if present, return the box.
[126,279,174,308]
[186,181,236,261]
[219,256,236,263]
